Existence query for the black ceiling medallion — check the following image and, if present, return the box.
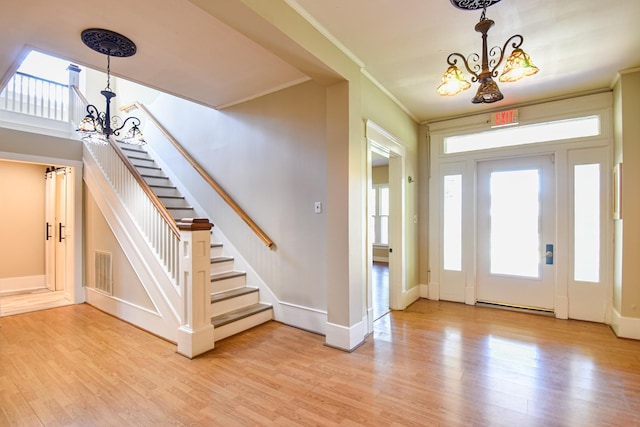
[450,0,502,10]
[81,28,137,57]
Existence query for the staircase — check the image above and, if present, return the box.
[117,141,272,343]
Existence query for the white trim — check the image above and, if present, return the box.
[85,288,172,341]
[611,307,640,340]
[278,301,327,335]
[403,285,420,308]
[325,318,367,351]
[0,275,46,295]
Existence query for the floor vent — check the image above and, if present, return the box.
[94,251,113,295]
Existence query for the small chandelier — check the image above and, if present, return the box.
[77,28,144,144]
[437,0,539,104]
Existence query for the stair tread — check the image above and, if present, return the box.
[150,184,177,189]
[211,270,246,281]
[135,165,162,170]
[211,256,234,264]
[158,195,185,200]
[211,287,258,303]
[141,174,169,179]
[211,303,271,328]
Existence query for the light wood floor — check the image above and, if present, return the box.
[372,261,389,320]
[0,289,71,317]
[1,300,639,426]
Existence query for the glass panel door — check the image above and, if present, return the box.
[477,155,555,310]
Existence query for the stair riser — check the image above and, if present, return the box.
[136,168,165,178]
[152,187,182,198]
[142,176,172,186]
[213,309,272,342]
[211,259,235,274]
[129,158,154,167]
[210,245,223,257]
[159,198,191,209]
[211,275,246,294]
[211,292,260,316]
[167,208,197,219]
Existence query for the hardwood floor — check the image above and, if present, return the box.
[1,300,639,426]
[372,261,389,320]
[0,290,71,317]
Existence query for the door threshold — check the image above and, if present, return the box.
[476,301,555,317]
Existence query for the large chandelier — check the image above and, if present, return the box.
[77,28,144,144]
[437,0,539,104]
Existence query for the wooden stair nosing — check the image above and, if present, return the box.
[211,270,246,282]
[211,286,258,304]
[211,303,272,328]
[211,256,234,264]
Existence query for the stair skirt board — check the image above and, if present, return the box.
[211,287,259,314]
[212,304,273,342]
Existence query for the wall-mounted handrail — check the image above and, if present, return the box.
[72,86,180,238]
[125,101,275,249]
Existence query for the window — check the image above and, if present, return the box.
[443,174,462,271]
[574,164,600,282]
[444,115,601,154]
[371,184,389,245]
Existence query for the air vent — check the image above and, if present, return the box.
[94,251,113,295]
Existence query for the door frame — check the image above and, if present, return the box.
[365,120,407,332]
[427,93,613,322]
[1,151,83,304]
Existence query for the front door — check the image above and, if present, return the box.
[476,155,555,311]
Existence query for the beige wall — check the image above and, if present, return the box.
[84,188,155,310]
[0,160,45,279]
[614,70,640,318]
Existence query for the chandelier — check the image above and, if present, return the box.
[77,28,144,144]
[437,0,539,104]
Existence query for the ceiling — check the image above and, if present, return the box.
[1,0,639,123]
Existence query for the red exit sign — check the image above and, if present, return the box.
[491,109,519,127]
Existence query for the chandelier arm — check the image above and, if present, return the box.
[490,34,524,74]
[112,116,141,136]
[446,52,480,81]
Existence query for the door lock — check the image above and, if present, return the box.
[545,244,554,265]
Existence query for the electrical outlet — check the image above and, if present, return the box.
[314,202,322,214]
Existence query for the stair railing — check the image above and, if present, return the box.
[124,101,275,249]
[72,86,181,283]
[0,71,68,121]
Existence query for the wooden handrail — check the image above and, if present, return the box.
[126,102,274,248]
[73,87,180,238]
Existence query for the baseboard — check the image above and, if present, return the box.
[86,288,177,342]
[403,285,421,308]
[325,319,367,351]
[0,275,45,295]
[277,301,327,335]
[610,307,640,340]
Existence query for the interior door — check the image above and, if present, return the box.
[45,169,56,291]
[476,155,555,310]
[54,168,68,292]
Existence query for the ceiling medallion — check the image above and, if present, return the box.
[81,28,137,57]
[449,0,502,10]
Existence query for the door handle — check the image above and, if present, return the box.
[46,222,52,240]
[545,244,553,265]
[59,222,65,242]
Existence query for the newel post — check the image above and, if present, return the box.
[176,218,215,358]
[67,64,82,130]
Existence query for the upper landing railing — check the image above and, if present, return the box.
[0,71,68,121]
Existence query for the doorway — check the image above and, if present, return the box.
[0,162,75,317]
[476,155,556,310]
[366,120,407,331]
